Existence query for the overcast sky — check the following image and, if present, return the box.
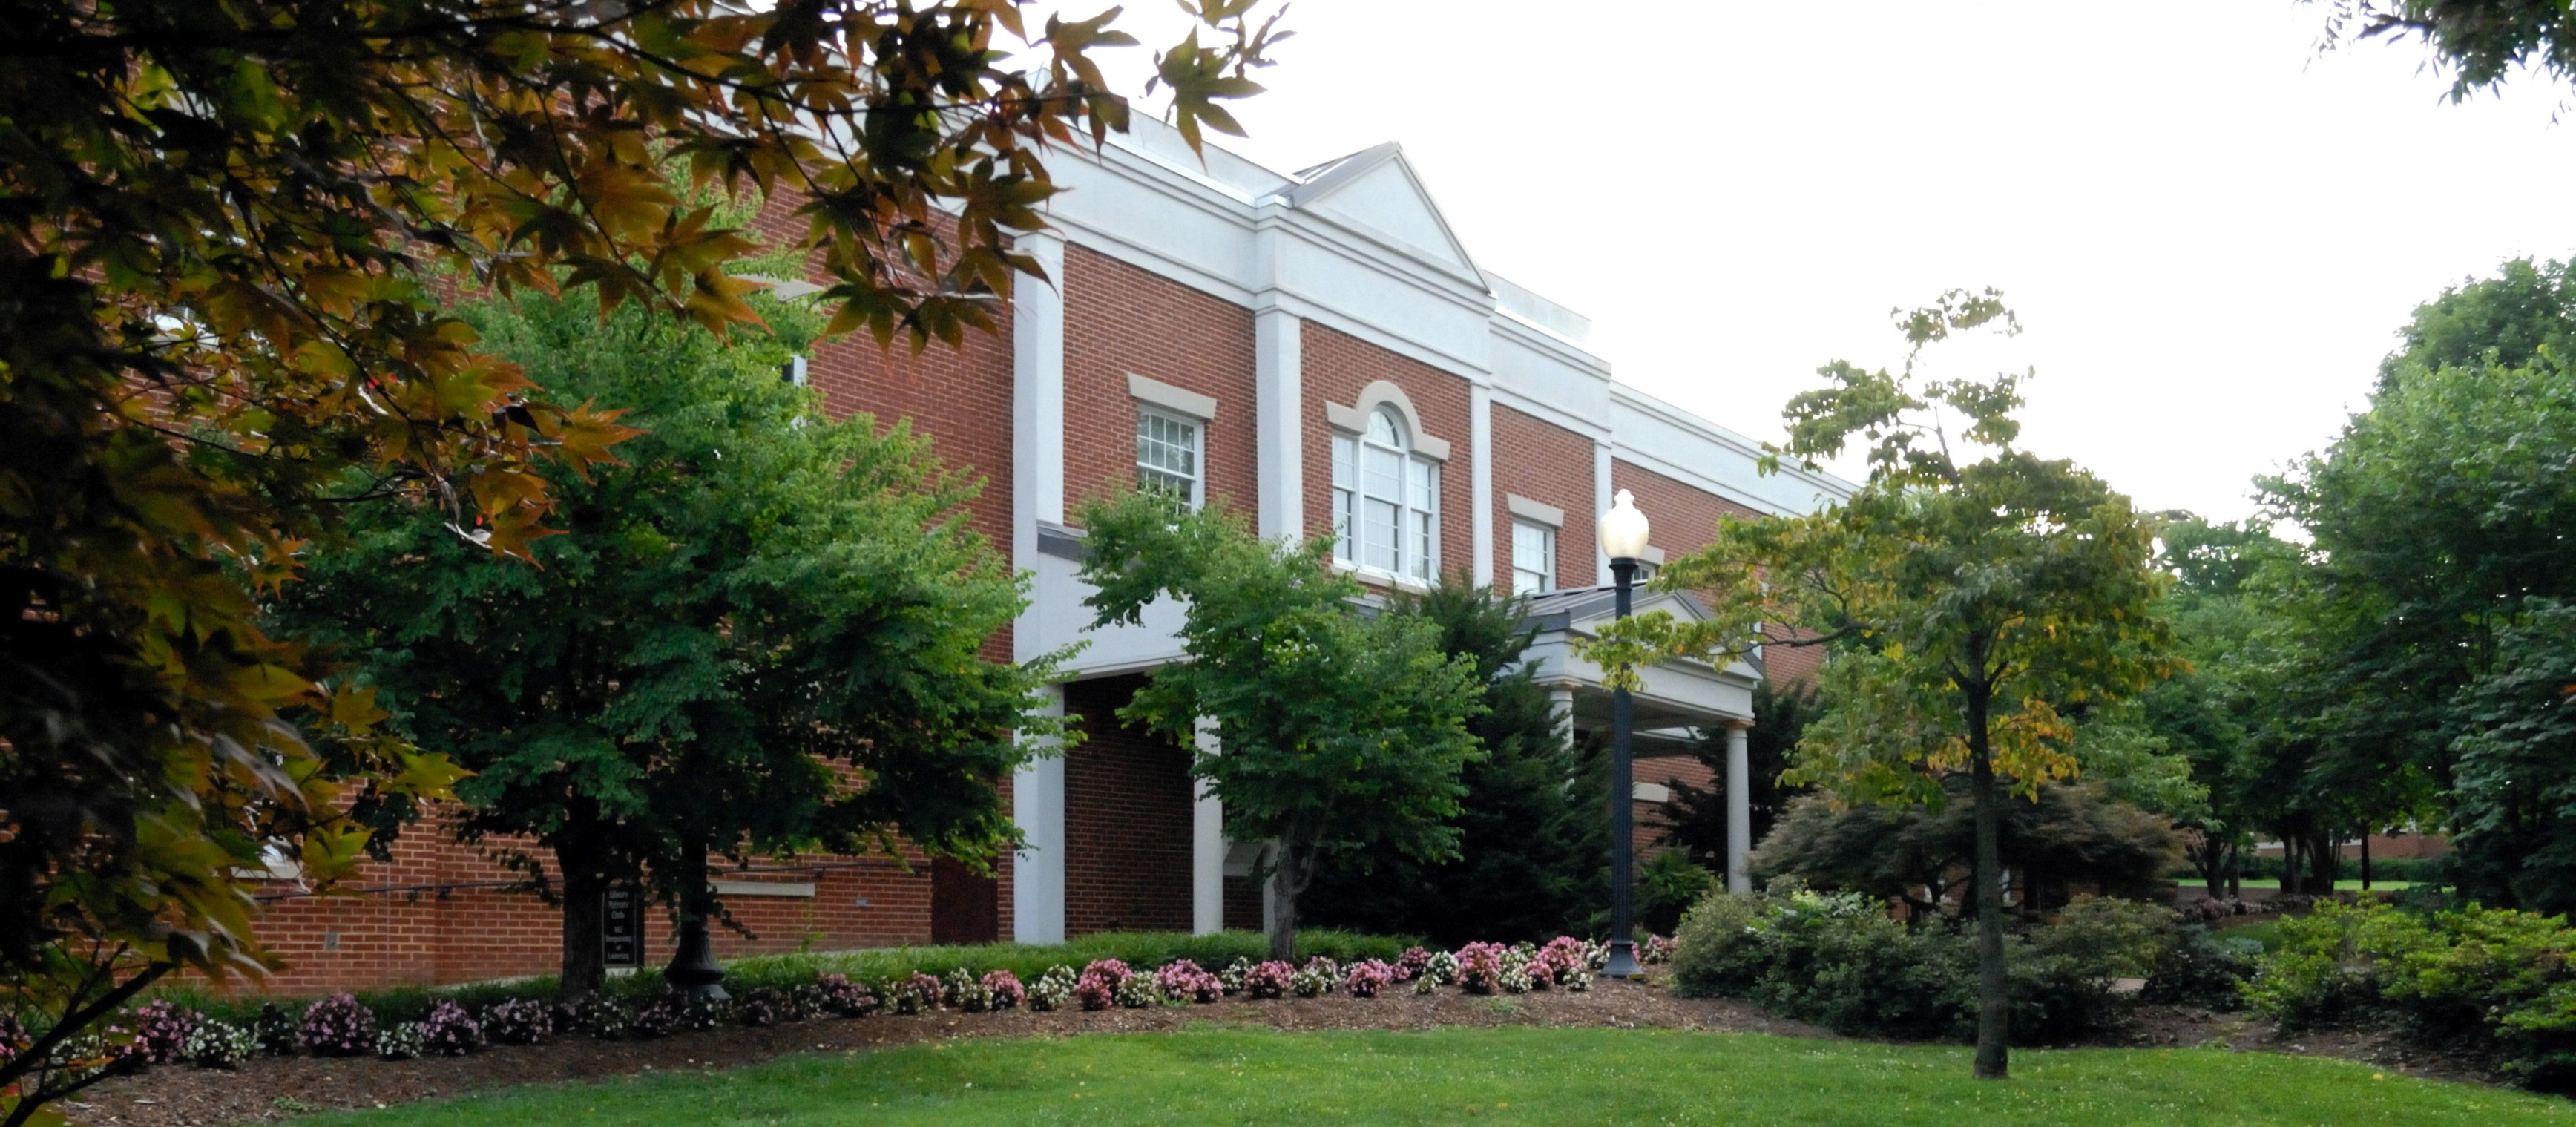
[1074,1,2576,522]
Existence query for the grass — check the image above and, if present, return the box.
[153,930,1410,1028]
[287,1025,2576,1127]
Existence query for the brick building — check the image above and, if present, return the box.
[243,122,1850,991]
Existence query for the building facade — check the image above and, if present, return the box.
[243,123,1850,992]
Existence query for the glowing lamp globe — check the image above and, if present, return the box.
[1598,489,1650,562]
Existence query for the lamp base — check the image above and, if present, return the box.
[1602,939,1643,979]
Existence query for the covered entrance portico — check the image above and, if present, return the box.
[1519,585,1764,891]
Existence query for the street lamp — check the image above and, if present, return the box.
[1597,488,1650,979]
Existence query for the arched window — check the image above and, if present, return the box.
[1332,405,1439,580]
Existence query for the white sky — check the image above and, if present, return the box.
[1071,1,2576,522]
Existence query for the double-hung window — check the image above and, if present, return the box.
[1511,520,1557,595]
[1331,406,1439,582]
[1136,407,1201,509]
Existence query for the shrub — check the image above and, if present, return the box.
[631,991,723,1037]
[1242,960,1294,999]
[2143,926,2260,1010]
[1639,850,1718,935]
[0,1014,24,1068]
[1344,959,1397,998]
[884,971,944,1016]
[942,968,993,1013]
[1113,971,1162,1009]
[1639,934,1675,965]
[1395,947,1432,982]
[376,1022,425,1061]
[1219,957,1252,995]
[1074,959,1132,1011]
[482,996,554,1045]
[1027,965,1078,1012]
[182,1019,255,1070]
[809,973,878,1018]
[1154,960,1222,1004]
[1455,942,1508,995]
[982,969,1027,1011]
[1533,936,1590,986]
[415,1001,482,1056]
[300,993,378,1057]
[735,987,792,1027]
[126,999,199,1065]
[562,993,633,1039]
[1290,957,1340,999]
[252,1003,300,1056]
[1419,949,1459,988]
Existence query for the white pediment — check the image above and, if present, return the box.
[1284,143,1480,277]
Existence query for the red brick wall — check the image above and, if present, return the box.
[1491,405,1599,589]
[239,813,936,996]
[1061,675,1195,935]
[1300,323,1473,580]
[1061,246,1258,519]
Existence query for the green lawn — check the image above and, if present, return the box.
[293,1025,2575,1127]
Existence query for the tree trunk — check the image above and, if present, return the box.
[1267,831,1304,962]
[559,863,608,1000]
[1967,692,2009,1081]
[2360,832,2372,891]
[2281,837,2301,896]
[2313,832,2339,892]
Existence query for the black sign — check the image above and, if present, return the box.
[602,884,642,969]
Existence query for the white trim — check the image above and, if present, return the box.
[1127,372,1218,421]
[1642,545,1666,567]
[1470,386,1494,587]
[1324,380,1453,461]
[1506,494,1565,528]
[1632,783,1672,804]
[1330,558,1433,594]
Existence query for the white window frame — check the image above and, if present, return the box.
[1135,406,1203,510]
[1332,405,1441,583]
[1511,519,1557,595]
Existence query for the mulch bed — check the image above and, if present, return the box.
[63,978,1819,1126]
[62,981,2513,1126]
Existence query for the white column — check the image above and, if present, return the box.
[1255,308,1304,542]
[1012,683,1068,942]
[1549,686,1577,753]
[1470,384,1495,588]
[1192,717,1225,935]
[1593,443,1614,585]
[1726,720,1753,893]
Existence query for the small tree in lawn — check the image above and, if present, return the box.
[1077,493,1486,961]
[1585,289,2173,1079]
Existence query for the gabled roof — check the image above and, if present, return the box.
[1272,142,1481,279]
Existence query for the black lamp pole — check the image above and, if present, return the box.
[1603,555,1643,979]
[664,835,729,1002]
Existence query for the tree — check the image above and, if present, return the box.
[1077,493,1487,961]
[1752,781,2183,921]
[270,282,1062,996]
[1302,577,1604,947]
[2449,598,2576,913]
[1587,290,2174,1080]
[1660,677,1818,872]
[2318,1,2576,99]
[4,2,1275,1119]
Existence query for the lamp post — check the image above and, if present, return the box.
[664,835,729,1002]
[1597,488,1651,979]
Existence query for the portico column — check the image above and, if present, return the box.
[1725,719,1754,893]
[1011,683,1068,942]
[1548,686,1578,754]
[1192,717,1224,935]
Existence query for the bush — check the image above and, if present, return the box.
[1395,947,1432,982]
[1027,965,1077,1013]
[562,993,632,1039]
[1669,881,2177,1045]
[482,996,554,1045]
[181,1019,254,1070]
[377,1022,426,1061]
[125,999,199,1065]
[1532,936,1590,987]
[415,1001,483,1056]
[1343,959,1396,997]
[1113,970,1161,1009]
[884,972,944,1016]
[1074,959,1131,1011]
[734,987,793,1027]
[1456,942,1508,995]
[2143,926,2260,1010]
[1219,957,1252,995]
[942,968,993,1013]
[1290,956,1340,999]
[810,973,879,1018]
[1154,960,1221,1004]
[252,1004,299,1056]
[300,993,378,1057]
[982,969,1026,1010]
[1242,960,1293,999]
[1638,851,1718,935]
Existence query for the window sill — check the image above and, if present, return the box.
[1330,559,1433,594]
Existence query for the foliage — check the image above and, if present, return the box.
[298,994,377,1057]
[1077,493,1487,960]
[1636,850,1717,936]
[1242,961,1294,1000]
[413,1002,482,1057]
[2258,268,2576,910]
[269,283,1066,993]
[1154,960,1222,1004]
[122,1000,195,1067]
[1591,289,2175,1079]
[1073,960,1130,1012]
[375,1023,425,1063]
[1304,577,1601,945]
[2243,899,2576,1086]
[1660,678,1818,873]
[2319,1,2576,99]
[940,970,992,1014]
[479,998,553,1047]
[981,970,1026,1011]
[2140,927,2262,1011]
[178,1020,253,1071]
[1342,960,1398,998]
[1669,883,2177,1045]
[1750,781,2182,919]
[0,1,1281,1116]
[1025,967,1076,1013]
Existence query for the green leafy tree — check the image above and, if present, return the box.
[1752,781,2183,921]
[2318,1,2576,99]
[2450,599,2576,913]
[1586,290,2175,1079]
[272,285,1064,996]
[3,2,1275,1120]
[1302,577,1605,946]
[1077,493,1486,961]
[1660,677,1819,870]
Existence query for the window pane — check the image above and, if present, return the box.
[1511,567,1542,596]
[1137,411,1198,505]
[1364,499,1399,572]
[1366,408,1400,447]
[1332,434,1354,490]
[1333,487,1354,560]
[1412,509,1433,579]
[1364,447,1402,504]
[1407,459,1433,507]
